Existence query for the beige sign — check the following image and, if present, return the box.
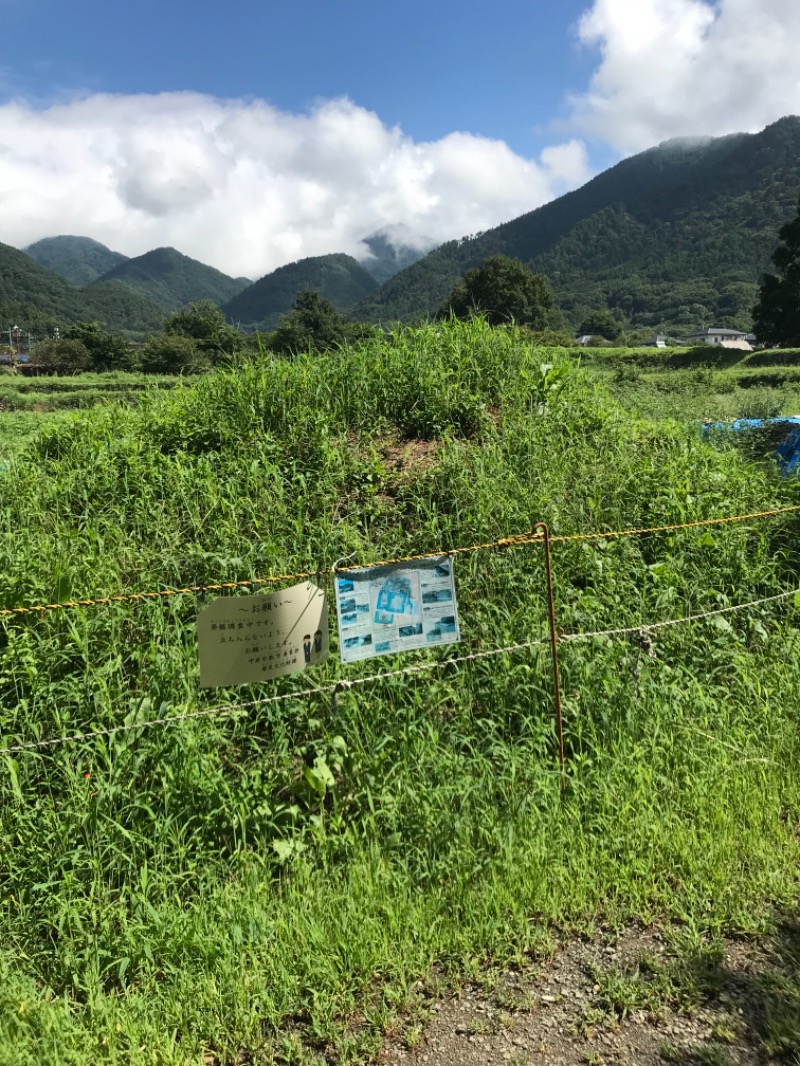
[198,581,329,688]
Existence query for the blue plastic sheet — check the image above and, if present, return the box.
[702,417,800,475]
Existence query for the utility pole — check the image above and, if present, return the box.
[8,325,21,374]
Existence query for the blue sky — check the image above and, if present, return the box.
[1,0,798,277]
[4,0,594,154]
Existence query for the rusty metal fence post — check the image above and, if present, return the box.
[532,522,566,793]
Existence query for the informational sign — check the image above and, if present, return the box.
[198,581,329,688]
[334,555,460,664]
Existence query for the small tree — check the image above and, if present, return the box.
[269,291,370,356]
[163,301,241,360]
[63,322,132,371]
[34,339,91,374]
[140,333,210,375]
[753,196,800,347]
[438,255,555,329]
[577,310,622,340]
[0,344,16,375]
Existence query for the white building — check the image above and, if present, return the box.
[683,327,753,350]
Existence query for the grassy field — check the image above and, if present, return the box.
[0,372,183,460]
[582,344,800,423]
[1,323,799,1064]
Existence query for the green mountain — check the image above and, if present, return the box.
[82,280,165,333]
[223,253,379,331]
[0,241,164,335]
[354,116,800,333]
[24,235,129,286]
[92,246,250,313]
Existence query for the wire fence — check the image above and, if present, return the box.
[1,585,795,758]
[1,502,799,621]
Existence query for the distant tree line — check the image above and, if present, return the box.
[21,197,800,376]
[24,293,380,375]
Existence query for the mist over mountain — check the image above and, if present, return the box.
[7,117,800,338]
[24,235,129,286]
[357,228,430,284]
[354,117,800,333]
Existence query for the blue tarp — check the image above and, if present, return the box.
[702,417,800,475]
[778,426,800,474]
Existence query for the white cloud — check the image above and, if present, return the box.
[0,93,591,279]
[571,0,800,152]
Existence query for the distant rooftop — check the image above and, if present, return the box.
[684,327,748,337]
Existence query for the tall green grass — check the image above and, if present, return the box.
[0,319,799,1064]
[0,411,72,460]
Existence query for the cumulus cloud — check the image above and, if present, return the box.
[0,93,590,279]
[571,0,800,152]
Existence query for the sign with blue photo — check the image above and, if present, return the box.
[334,555,460,663]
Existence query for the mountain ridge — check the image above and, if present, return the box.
[92,246,250,312]
[24,235,129,286]
[223,253,380,331]
[353,116,800,332]
[0,241,164,334]
[8,116,800,336]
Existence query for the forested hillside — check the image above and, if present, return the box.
[0,241,164,334]
[24,236,129,286]
[355,116,800,332]
[82,280,166,333]
[92,247,250,313]
[9,117,800,338]
[223,253,378,331]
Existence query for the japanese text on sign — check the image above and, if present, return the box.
[198,581,329,687]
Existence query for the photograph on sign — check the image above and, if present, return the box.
[198,581,328,687]
[334,555,460,663]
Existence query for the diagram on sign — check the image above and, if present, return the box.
[334,555,460,663]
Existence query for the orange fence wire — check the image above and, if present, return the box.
[2,503,798,621]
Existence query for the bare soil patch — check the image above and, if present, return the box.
[379,437,440,473]
[377,921,800,1066]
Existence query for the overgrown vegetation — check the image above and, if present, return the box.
[581,345,800,423]
[1,319,799,1064]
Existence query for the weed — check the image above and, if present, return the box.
[404,1024,423,1049]
[0,321,798,1062]
[693,1043,735,1065]
[467,1019,491,1035]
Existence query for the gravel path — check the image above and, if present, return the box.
[377,922,799,1066]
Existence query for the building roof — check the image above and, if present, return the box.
[685,327,748,338]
